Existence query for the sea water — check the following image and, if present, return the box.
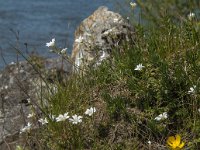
[0,0,123,69]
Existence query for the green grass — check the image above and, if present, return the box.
[18,1,200,149]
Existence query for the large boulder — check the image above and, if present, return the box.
[71,6,135,70]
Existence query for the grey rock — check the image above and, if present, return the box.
[71,6,135,70]
[0,57,72,149]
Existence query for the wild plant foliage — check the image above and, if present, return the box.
[16,1,200,149]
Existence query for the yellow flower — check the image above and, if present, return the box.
[167,134,185,150]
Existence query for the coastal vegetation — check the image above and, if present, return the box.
[16,0,200,149]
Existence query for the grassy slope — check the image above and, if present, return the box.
[20,1,200,149]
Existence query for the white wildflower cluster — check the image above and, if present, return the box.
[38,115,56,125]
[75,36,84,43]
[56,113,69,122]
[154,112,168,121]
[69,114,83,124]
[188,12,195,20]
[68,107,96,124]
[20,122,32,134]
[27,112,35,118]
[130,2,137,9]
[46,38,67,55]
[147,140,152,145]
[61,48,67,54]
[38,107,96,125]
[46,38,55,47]
[38,118,48,125]
[134,63,145,71]
[132,63,199,123]
[188,85,196,94]
[85,107,96,116]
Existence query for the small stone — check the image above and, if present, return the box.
[19,69,25,73]
[0,111,3,118]
[4,96,9,100]
[10,62,15,65]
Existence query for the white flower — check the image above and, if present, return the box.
[75,36,84,43]
[56,114,65,122]
[61,48,67,54]
[134,64,145,71]
[69,114,83,124]
[56,113,69,122]
[148,140,151,145]
[154,112,168,121]
[27,122,31,128]
[188,12,195,20]
[188,85,196,94]
[198,108,200,113]
[130,2,137,9]
[38,118,48,125]
[46,38,55,47]
[20,122,32,134]
[63,113,69,118]
[85,107,96,116]
[27,113,35,118]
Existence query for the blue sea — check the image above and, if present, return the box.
[0,0,127,69]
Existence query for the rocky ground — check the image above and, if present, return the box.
[0,56,71,149]
[0,6,134,149]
